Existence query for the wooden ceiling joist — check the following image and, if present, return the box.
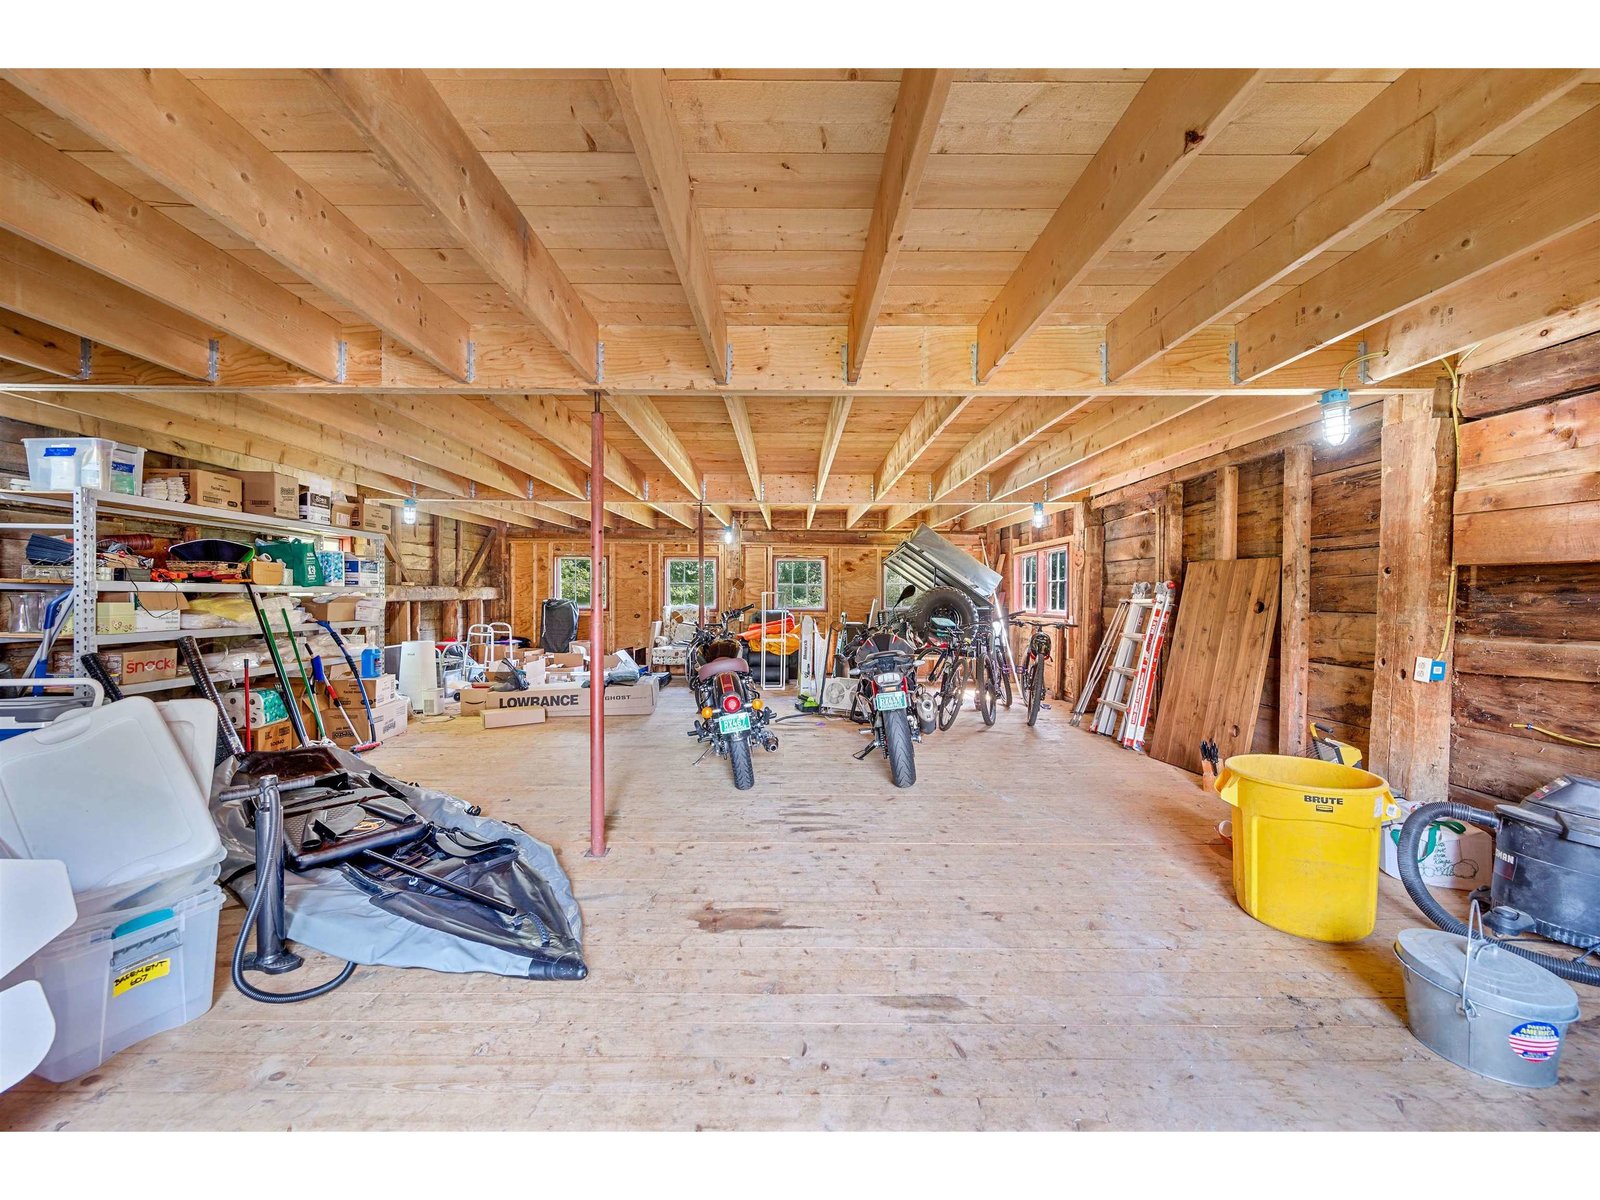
[606,394,733,525]
[316,70,600,383]
[975,69,1263,382]
[609,69,730,384]
[1236,102,1600,381]
[846,69,953,384]
[807,396,852,530]
[484,395,648,501]
[0,228,214,379]
[0,310,83,379]
[845,395,972,528]
[723,395,772,529]
[4,69,473,380]
[0,116,342,380]
[1106,69,1585,381]
[393,499,575,532]
[376,394,588,499]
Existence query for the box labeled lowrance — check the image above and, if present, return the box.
[480,679,658,718]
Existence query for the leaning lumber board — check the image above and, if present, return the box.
[1149,558,1281,773]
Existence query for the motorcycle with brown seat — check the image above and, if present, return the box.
[684,604,777,790]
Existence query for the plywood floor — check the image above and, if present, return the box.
[4,685,1596,1131]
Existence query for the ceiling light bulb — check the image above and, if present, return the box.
[1320,388,1351,447]
[722,525,734,544]
[1031,502,1046,528]
[402,497,418,526]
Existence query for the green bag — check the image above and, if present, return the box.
[255,538,324,587]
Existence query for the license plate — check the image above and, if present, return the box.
[874,689,908,711]
[717,711,752,735]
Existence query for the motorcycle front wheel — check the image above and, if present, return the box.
[882,713,916,788]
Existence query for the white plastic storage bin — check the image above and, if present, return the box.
[23,438,146,495]
[4,884,224,1082]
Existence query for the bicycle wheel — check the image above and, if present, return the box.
[1026,655,1046,727]
[975,647,997,726]
[999,647,1015,708]
[936,659,963,730]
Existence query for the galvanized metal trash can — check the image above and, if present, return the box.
[1395,926,1581,1088]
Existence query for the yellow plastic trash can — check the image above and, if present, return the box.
[1216,754,1399,943]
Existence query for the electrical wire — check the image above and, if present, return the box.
[1337,350,1388,388]
[1509,722,1600,750]
[1438,357,1464,659]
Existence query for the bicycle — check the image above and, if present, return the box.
[970,623,1008,727]
[1009,616,1075,727]
[922,616,971,731]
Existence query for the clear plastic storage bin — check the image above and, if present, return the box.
[3,883,224,1082]
[23,438,146,495]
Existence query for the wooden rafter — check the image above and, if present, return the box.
[845,395,971,528]
[0,229,214,379]
[723,396,772,529]
[4,69,473,380]
[0,116,342,380]
[609,69,729,384]
[483,395,648,500]
[315,70,600,383]
[0,310,82,379]
[1236,102,1600,381]
[807,396,852,529]
[847,69,953,383]
[606,395,733,525]
[882,398,1085,529]
[975,69,1262,381]
[377,394,588,499]
[1106,69,1584,381]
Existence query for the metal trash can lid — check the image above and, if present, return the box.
[1396,928,1579,1023]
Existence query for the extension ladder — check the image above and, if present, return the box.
[1119,581,1176,752]
[1087,584,1156,740]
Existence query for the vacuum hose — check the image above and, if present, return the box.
[1396,802,1600,988]
[230,778,358,1003]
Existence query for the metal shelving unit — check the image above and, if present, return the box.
[0,487,387,699]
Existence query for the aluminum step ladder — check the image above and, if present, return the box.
[1088,584,1157,740]
[1118,581,1176,752]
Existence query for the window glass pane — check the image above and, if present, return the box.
[775,557,826,609]
[884,562,916,608]
[555,556,605,608]
[1019,554,1038,611]
[665,557,716,608]
[1047,549,1069,613]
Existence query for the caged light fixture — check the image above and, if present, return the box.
[1032,501,1046,528]
[1319,388,1352,447]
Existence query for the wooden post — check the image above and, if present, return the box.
[1072,502,1104,700]
[1370,386,1457,801]
[1278,446,1312,756]
[1216,465,1239,560]
[1157,483,1184,584]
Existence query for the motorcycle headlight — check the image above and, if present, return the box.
[875,671,903,686]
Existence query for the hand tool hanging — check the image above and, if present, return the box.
[241,581,309,747]
[280,610,327,743]
[312,619,380,747]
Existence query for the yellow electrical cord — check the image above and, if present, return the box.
[1338,350,1389,388]
[1438,356,1464,659]
[1510,722,1600,749]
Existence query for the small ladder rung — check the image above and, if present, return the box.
[1107,666,1135,676]
[1097,700,1128,712]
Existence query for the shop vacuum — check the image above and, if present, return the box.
[1396,776,1600,988]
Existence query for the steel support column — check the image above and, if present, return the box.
[696,502,706,627]
[588,394,607,858]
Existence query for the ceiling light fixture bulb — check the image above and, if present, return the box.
[1320,388,1351,447]
[402,497,418,526]
[722,525,734,544]
[1032,501,1046,528]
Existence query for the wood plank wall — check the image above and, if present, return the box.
[1449,332,1600,806]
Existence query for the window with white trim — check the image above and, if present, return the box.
[1045,548,1069,614]
[554,555,607,609]
[774,557,826,610]
[1012,546,1070,616]
[1016,555,1038,612]
[665,556,717,609]
[884,562,917,608]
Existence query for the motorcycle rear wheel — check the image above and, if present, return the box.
[883,713,917,788]
[728,731,756,790]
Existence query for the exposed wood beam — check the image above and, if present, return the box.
[1107,69,1583,381]
[0,116,341,379]
[722,396,772,529]
[0,310,83,379]
[976,70,1262,381]
[4,69,472,379]
[0,228,213,379]
[483,395,648,499]
[461,529,500,587]
[883,398,1085,529]
[315,70,599,383]
[1216,465,1239,560]
[607,395,732,525]
[376,394,588,498]
[847,69,953,383]
[390,499,574,532]
[1279,446,1312,756]
[845,395,972,527]
[807,396,852,530]
[1236,102,1600,381]
[1365,220,1600,382]
[609,69,729,384]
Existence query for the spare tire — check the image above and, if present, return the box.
[908,585,978,639]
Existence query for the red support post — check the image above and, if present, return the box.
[696,501,706,627]
[588,395,607,858]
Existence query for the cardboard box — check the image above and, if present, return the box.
[95,601,135,635]
[121,644,178,685]
[354,501,390,533]
[127,591,188,632]
[300,596,360,622]
[330,501,356,529]
[251,719,298,753]
[298,489,332,525]
[326,694,409,748]
[239,470,299,520]
[249,559,287,586]
[482,705,546,729]
[146,468,243,512]
[480,678,658,718]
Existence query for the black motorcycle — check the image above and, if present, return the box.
[850,624,927,788]
[684,606,776,790]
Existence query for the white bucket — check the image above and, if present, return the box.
[1381,798,1492,890]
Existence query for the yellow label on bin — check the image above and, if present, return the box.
[112,957,171,996]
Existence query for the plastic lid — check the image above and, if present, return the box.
[1396,928,1580,1022]
[1524,776,1600,821]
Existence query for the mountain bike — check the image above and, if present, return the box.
[1009,616,1074,728]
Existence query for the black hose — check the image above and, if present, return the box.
[1396,802,1600,988]
[229,786,357,1003]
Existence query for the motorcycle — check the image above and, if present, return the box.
[684,605,777,790]
[850,623,932,789]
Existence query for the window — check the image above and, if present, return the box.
[554,555,607,609]
[883,562,917,608]
[1045,548,1069,614]
[1017,555,1038,612]
[665,557,717,609]
[774,557,826,610]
